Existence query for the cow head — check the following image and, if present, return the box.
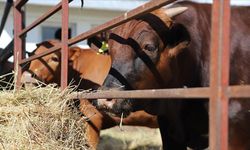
[23,41,111,88]
[22,40,84,84]
[22,40,61,83]
[95,7,190,116]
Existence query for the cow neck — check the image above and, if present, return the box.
[137,13,171,47]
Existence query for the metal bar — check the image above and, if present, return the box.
[13,3,24,88]
[74,87,210,99]
[22,6,26,62]
[63,85,250,100]
[228,85,250,98]
[209,0,231,150]
[18,2,62,38]
[61,0,69,89]
[0,0,13,37]
[19,0,176,65]
[15,0,28,9]
[19,44,61,65]
[68,0,177,46]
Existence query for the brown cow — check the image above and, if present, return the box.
[22,40,158,149]
[94,1,250,150]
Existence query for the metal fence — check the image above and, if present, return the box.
[13,0,250,150]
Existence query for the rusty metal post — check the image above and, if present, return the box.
[22,6,26,62]
[209,0,231,150]
[61,0,69,89]
[13,3,24,88]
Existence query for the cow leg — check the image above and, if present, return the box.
[79,99,104,149]
[183,100,208,149]
[157,115,187,150]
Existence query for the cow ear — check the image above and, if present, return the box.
[69,46,81,61]
[167,23,190,47]
[168,41,189,57]
[167,23,190,57]
[164,7,188,18]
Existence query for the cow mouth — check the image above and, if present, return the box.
[93,98,132,117]
[97,73,134,117]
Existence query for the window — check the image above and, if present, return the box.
[41,26,60,41]
[41,23,76,41]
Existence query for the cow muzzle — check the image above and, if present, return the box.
[92,68,134,117]
[21,71,39,84]
[93,97,132,117]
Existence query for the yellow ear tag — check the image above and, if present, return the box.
[98,41,109,54]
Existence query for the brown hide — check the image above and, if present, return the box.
[24,40,158,148]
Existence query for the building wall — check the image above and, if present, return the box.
[0,2,125,52]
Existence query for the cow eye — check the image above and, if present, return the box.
[51,56,59,62]
[144,44,158,52]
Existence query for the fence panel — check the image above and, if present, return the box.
[13,0,250,149]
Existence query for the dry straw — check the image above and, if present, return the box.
[0,73,90,150]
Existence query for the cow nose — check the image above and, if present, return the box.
[96,98,116,110]
[21,71,37,83]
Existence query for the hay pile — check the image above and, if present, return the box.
[0,83,90,150]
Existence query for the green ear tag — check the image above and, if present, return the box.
[98,41,108,54]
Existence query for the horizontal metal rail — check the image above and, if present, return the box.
[19,44,61,65]
[18,2,63,38]
[73,85,250,100]
[74,87,211,99]
[18,0,73,38]
[19,0,177,65]
[228,85,250,98]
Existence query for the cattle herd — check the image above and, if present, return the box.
[1,1,249,150]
